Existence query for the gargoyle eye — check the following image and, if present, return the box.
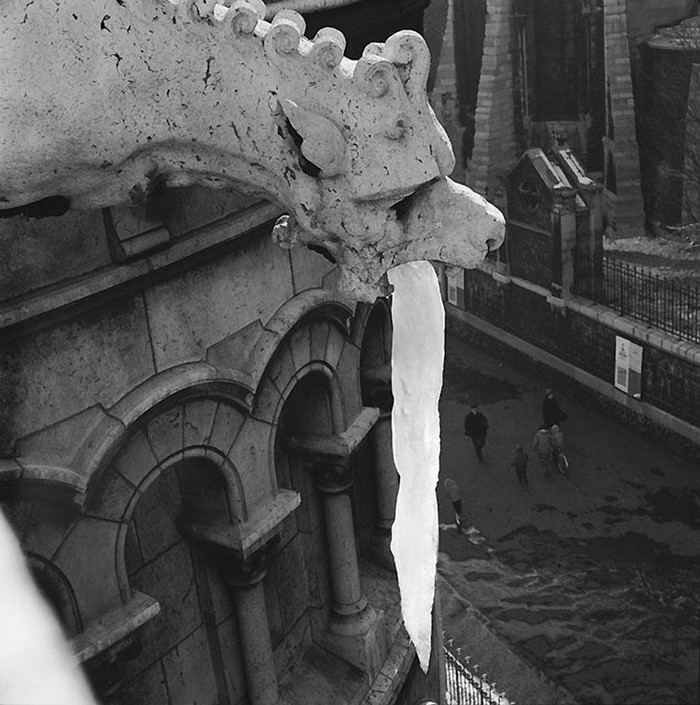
[279,98,348,178]
[285,119,322,178]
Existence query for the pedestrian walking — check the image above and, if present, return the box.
[550,424,568,474]
[464,404,489,462]
[442,478,467,532]
[510,444,529,487]
[550,424,564,457]
[531,425,553,477]
[542,388,567,428]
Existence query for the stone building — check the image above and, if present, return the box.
[428,0,699,231]
[0,0,499,702]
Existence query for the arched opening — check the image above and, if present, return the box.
[269,370,337,678]
[119,459,245,705]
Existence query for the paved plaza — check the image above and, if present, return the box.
[437,332,700,705]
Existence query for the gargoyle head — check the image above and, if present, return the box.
[258,16,505,299]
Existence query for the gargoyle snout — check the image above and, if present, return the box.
[482,198,506,254]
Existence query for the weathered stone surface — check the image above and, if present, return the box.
[162,626,219,705]
[20,502,77,562]
[120,660,170,705]
[126,542,201,668]
[114,430,158,489]
[288,324,313,372]
[0,296,154,442]
[270,533,310,633]
[16,405,111,471]
[290,464,323,535]
[131,469,183,563]
[200,559,235,625]
[86,468,137,523]
[289,246,336,295]
[0,210,111,302]
[183,398,219,448]
[267,343,298,399]
[208,402,246,456]
[324,324,347,372]
[146,406,184,464]
[216,615,248,704]
[299,526,332,609]
[144,240,293,371]
[272,609,312,681]
[310,320,332,365]
[228,417,275,513]
[52,518,121,623]
[0,0,503,300]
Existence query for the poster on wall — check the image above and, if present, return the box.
[615,336,643,398]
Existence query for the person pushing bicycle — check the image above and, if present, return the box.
[550,424,568,474]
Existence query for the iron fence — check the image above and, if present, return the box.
[573,254,700,344]
[444,639,512,705]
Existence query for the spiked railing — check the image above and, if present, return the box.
[444,637,513,705]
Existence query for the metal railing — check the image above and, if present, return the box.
[573,254,700,344]
[444,639,512,705]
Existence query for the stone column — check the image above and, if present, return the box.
[311,460,385,678]
[371,412,399,568]
[223,560,279,705]
[372,413,399,532]
[314,462,369,625]
[181,520,288,705]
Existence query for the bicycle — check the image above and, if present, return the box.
[552,448,569,475]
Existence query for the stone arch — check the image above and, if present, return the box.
[242,290,354,391]
[84,393,250,602]
[78,362,253,503]
[266,364,340,670]
[116,450,247,705]
[251,315,350,428]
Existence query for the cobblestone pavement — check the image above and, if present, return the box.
[437,332,700,705]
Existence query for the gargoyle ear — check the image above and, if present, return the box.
[280,98,348,178]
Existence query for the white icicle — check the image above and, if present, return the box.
[388,260,445,672]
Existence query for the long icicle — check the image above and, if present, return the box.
[388,260,445,671]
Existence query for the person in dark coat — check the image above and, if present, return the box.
[464,404,489,462]
[542,388,567,428]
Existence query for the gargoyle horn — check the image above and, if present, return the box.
[280,98,348,178]
[383,31,431,102]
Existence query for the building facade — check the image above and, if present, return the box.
[0,0,454,703]
[428,0,698,231]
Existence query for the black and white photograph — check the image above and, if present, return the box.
[0,1,698,703]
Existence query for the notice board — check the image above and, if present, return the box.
[615,336,643,398]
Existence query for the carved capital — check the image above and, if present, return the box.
[179,519,281,586]
[309,460,352,494]
[220,539,278,588]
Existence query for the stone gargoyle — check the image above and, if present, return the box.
[0,0,504,300]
